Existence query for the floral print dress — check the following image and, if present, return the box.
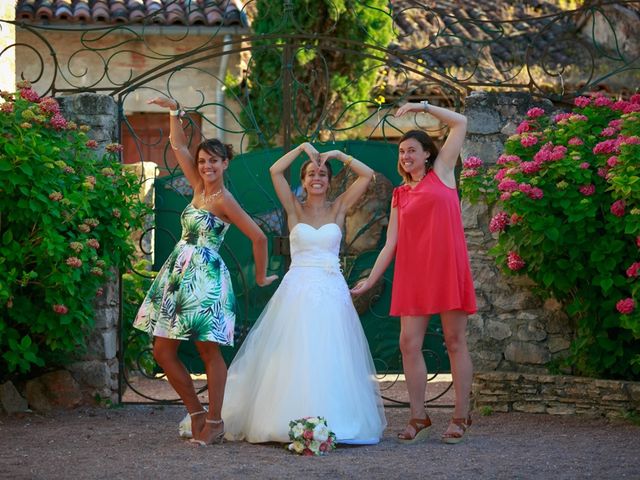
[133,204,236,345]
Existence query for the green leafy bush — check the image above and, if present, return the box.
[461,93,640,380]
[0,83,147,380]
[227,0,393,147]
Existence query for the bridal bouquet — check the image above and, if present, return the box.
[287,417,337,456]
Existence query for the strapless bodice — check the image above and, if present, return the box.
[289,223,341,271]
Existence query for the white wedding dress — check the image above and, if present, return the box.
[222,222,386,444]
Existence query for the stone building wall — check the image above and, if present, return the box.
[58,94,121,404]
[461,91,577,374]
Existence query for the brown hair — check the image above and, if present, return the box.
[397,130,439,184]
[299,159,333,183]
[195,139,234,163]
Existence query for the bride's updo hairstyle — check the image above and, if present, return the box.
[195,139,234,163]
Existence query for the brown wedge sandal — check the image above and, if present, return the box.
[441,415,472,444]
[397,415,432,444]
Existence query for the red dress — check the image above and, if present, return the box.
[390,170,477,316]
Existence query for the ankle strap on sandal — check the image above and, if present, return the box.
[189,410,207,417]
[206,418,224,424]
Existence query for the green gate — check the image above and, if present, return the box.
[152,140,448,377]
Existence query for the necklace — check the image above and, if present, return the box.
[201,187,223,204]
[409,172,426,185]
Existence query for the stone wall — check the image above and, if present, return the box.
[461,91,577,374]
[473,372,640,419]
[58,94,120,404]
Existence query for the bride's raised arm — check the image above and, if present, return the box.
[320,150,373,214]
[269,142,319,219]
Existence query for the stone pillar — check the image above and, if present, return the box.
[461,91,575,374]
[57,94,120,403]
[0,10,16,93]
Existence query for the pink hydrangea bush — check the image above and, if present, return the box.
[0,83,147,378]
[461,94,640,380]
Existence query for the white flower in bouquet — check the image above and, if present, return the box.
[313,423,329,442]
[291,422,305,439]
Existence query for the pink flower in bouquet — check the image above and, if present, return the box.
[507,251,525,271]
[20,87,40,102]
[526,107,545,118]
[520,134,538,147]
[518,183,532,195]
[516,120,531,134]
[626,262,640,278]
[52,304,69,315]
[606,156,619,168]
[610,200,625,217]
[303,429,314,440]
[463,156,483,169]
[574,96,591,108]
[616,298,635,314]
[568,137,584,146]
[579,185,596,196]
[489,212,510,233]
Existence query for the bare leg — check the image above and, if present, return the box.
[441,310,473,437]
[192,341,227,443]
[398,315,430,437]
[153,337,206,433]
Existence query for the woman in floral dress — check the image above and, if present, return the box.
[133,97,277,446]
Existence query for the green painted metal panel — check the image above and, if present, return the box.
[153,141,448,373]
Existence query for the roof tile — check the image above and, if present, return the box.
[15,0,248,27]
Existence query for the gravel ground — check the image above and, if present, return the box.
[2,401,639,480]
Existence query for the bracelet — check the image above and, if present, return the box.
[169,109,181,117]
[420,100,429,112]
[344,155,353,168]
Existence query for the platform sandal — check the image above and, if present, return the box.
[441,415,472,444]
[397,415,432,444]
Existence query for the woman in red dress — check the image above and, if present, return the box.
[352,100,476,444]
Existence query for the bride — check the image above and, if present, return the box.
[221,142,387,444]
